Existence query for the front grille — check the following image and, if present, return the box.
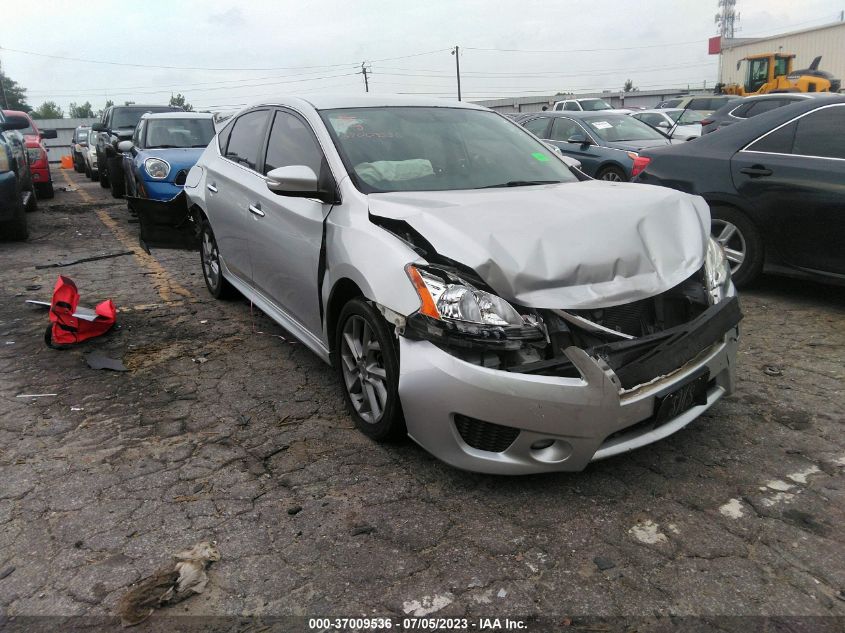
[174,169,188,186]
[454,414,520,453]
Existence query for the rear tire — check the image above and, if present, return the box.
[98,153,110,187]
[710,205,764,287]
[199,220,237,299]
[597,165,628,182]
[35,181,54,199]
[0,181,28,241]
[335,298,405,442]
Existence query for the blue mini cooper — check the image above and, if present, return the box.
[119,112,215,202]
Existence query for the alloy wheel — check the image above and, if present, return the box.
[201,227,221,290]
[600,171,624,182]
[340,315,388,424]
[711,219,747,274]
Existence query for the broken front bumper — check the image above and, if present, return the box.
[398,298,740,475]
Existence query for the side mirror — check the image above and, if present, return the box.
[117,140,134,152]
[40,129,58,139]
[0,118,29,132]
[656,120,671,129]
[266,165,334,203]
[91,122,107,132]
[567,133,590,145]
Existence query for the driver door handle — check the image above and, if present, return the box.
[248,204,265,217]
[740,166,772,177]
[207,183,218,193]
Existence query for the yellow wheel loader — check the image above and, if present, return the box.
[716,53,840,96]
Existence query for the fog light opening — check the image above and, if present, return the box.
[530,439,573,463]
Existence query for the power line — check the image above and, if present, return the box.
[0,45,450,72]
[463,40,705,53]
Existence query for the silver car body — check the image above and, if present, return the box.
[182,94,739,474]
[630,109,703,141]
[84,129,98,175]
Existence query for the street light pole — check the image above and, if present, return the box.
[452,46,461,101]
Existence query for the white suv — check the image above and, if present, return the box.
[553,98,632,114]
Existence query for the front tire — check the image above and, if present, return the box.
[710,205,764,287]
[200,220,236,299]
[109,157,125,198]
[335,298,405,442]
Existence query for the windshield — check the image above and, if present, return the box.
[579,99,613,111]
[321,107,578,193]
[113,107,179,129]
[667,110,705,125]
[583,115,666,142]
[144,118,215,148]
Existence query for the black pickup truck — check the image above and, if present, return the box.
[92,104,182,199]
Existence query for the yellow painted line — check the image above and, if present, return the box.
[60,170,193,303]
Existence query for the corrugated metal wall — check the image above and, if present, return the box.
[719,22,845,89]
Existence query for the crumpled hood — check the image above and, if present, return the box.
[368,180,710,309]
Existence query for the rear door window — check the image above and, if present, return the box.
[744,99,786,118]
[549,118,582,142]
[224,110,271,170]
[746,121,797,154]
[792,105,845,159]
[564,101,580,111]
[522,117,551,138]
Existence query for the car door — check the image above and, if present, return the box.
[248,108,335,337]
[546,117,601,176]
[205,109,273,283]
[731,103,845,274]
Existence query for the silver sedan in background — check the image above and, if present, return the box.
[138,95,740,474]
[630,108,706,141]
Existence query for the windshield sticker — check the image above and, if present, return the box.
[531,152,550,162]
[329,115,363,134]
[592,121,613,130]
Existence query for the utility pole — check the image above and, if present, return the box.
[715,0,739,39]
[452,46,462,101]
[361,61,369,93]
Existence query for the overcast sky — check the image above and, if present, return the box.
[3,0,843,113]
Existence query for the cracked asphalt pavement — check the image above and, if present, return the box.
[0,170,843,628]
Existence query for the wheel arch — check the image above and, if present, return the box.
[325,277,365,357]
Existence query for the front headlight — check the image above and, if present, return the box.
[26,148,42,164]
[408,265,523,326]
[704,237,731,303]
[144,157,170,180]
[405,264,544,349]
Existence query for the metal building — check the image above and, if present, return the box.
[717,21,845,89]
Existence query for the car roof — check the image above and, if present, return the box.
[739,92,818,101]
[140,111,214,120]
[634,108,681,114]
[524,111,628,119]
[644,93,845,154]
[253,93,486,111]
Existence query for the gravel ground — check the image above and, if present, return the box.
[0,170,843,631]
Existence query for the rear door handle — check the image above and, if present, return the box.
[248,204,265,217]
[207,183,218,193]
[740,166,772,177]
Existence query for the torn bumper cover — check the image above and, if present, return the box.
[398,296,741,475]
[131,192,199,252]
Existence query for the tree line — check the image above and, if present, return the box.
[1,70,193,118]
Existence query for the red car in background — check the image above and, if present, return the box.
[2,110,58,199]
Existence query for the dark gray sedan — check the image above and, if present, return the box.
[518,112,671,181]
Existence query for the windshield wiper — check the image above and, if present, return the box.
[148,144,180,149]
[479,180,562,189]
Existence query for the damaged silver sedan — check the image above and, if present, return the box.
[137,95,740,474]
